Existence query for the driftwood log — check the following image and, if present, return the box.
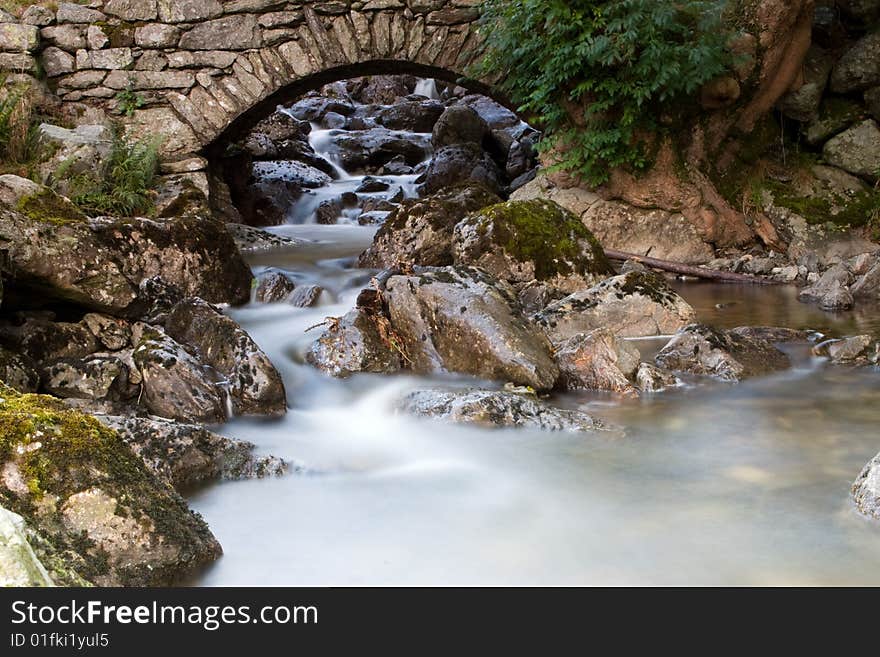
[604,249,780,285]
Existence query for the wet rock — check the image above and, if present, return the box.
[82,313,131,351]
[384,267,559,391]
[0,177,252,316]
[830,32,880,93]
[812,335,878,364]
[252,160,331,188]
[822,120,880,181]
[359,183,501,269]
[255,272,296,303]
[0,506,54,587]
[289,284,323,308]
[226,222,304,255]
[101,416,287,491]
[655,324,791,382]
[852,451,880,520]
[555,329,641,395]
[397,389,604,432]
[286,95,355,123]
[331,128,431,173]
[250,111,311,143]
[432,104,489,148]
[730,326,811,343]
[375,99,444,133]
[0,386,221,586]
[315,198,342,225]
[0,347,39,393]
[41,355,135,402]
[452,199,613,293]
[165,298,286,417]
[306,308,404,378]
[534,271,697,343]
[798,263,855,311]
[356,176,391,193]
[851,261,880,299]
[420,143,502,195]
[132,326,227,424]
[634,363,680,393]
[12,319,98,364]
[349,75,413,104]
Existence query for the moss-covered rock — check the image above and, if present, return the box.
[452,198,613,292]
[0,177,253,317]
[0,384,221,586]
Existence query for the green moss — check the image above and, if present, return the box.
[15,189,88,226]
[763,179,880,228]
[466,199,613,279]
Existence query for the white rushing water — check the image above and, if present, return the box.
[187,83,880,586]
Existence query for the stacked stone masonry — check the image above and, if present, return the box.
[1,1,488,168]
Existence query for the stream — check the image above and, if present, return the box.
[187,84,880,586]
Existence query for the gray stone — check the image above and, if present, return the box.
[104,69,193,90]
[655,324,791,382]
[830,32,880,93]
[812,335,878,364]
[158,0,223,23]
[41,46,75,77]
[289,284,323,307]
[20,5,54,26]
[40,24,86,51]
[778,45,834,122]
[851,262,880,299]
[853,451,880,520]
[822,120,880,181]
[86,24,108,50]
[41,355,134,402]
[104,0,159,21]
[306,307,404,377]
[135,23,181,48]
[165,298,287,417]
[179,14,261,50]
[226,223,304,254]
[0,346,40,393]
[255,272,296,303]
[534,271,697,343]
[397,389,604,432]
[383,266,560,391]
[432,104,489,148]
[555,328,641,395]
[0,23,39,53]
[635,362,679,393]
[166,49,238,68]
[55,2,106,24]
[75,47,134,70]
[0,506,54,587]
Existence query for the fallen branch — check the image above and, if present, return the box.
[603,249,781,285]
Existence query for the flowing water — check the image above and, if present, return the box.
[188,89,880,586]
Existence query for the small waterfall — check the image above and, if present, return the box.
[414,78,440,100]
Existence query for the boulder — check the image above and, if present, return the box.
[358,183,501,269]
[397,389,604,432]
[812,335,878,364]
[10,318,98,364]
[330,128,431,173]
[634,363,680,393]
[830,32,880,93]
[798,263,855,310]
[41,355,135,402]
[452,199,613,293]
[101,416,286,491]
[289,284,323,307]
[420,144,502,195]
[82,313,132,351]
[822,120,880,181]
[851,262,880,299]
[0,347,39,393]
[383,267,559,390]
[729,326,811,343]
[0,506,54,587]
[0,177,252,317]
[251,160,331,188]
[852,451,880,520]
[132,326,227,424]
[226,222,304,255]
[255,272,296,303]
[655,324,791,382]
[778,45,835,122]
[534,271,697,343]
[375,100,445,132]
[165,298,286,417]
[555,328,641,395]
[0,385,221,586]
[305,307,404,378]
[432,104,489,148]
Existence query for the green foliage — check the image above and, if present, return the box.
[476,0,733,185]
[62,130,160,217]
[114,86,145,117]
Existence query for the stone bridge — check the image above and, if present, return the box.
[1,0,494,166]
